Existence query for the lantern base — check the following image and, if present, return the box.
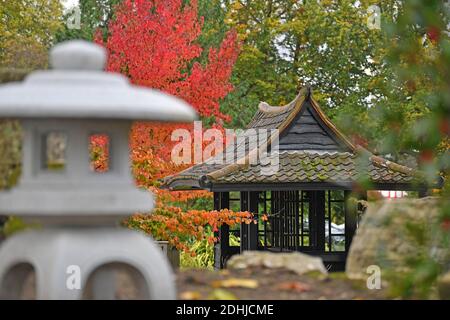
[0,228,175,299]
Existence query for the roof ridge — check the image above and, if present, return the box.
[277,150,353,155]
[355,146,416,176]
[204,89,309,183]
[257,86,310,114]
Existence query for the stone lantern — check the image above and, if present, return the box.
[0,40,196,299]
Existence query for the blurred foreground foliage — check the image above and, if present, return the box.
[386,216,450,299]
[373,0,450,299]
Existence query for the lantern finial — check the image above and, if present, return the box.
[50,40,106,71]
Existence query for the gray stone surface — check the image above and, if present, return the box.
[51,40,106,70]
[0,119,153,225]
[227,251,328,275]
[346,197,447,279]
[0,228,175,299]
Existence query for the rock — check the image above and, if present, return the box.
[227,251,327,275]
[346,197,448,280]
[438,272,450,300]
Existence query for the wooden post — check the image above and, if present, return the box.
[213,192,221,270]
[313,191,326,252]
[248,191,259,250]
[344,190,357,252]
[418,188,429,198]
[239,191,259,252]
[214,192,230,269]
[240,191,249,252]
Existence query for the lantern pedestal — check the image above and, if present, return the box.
[0,228,175,299]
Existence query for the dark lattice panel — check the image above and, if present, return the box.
[214,190,353,271]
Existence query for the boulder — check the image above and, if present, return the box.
[346,197,448,280]
[227,251,328,275]
[438,272,450,300]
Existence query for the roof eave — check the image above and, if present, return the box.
[207,180,440,192]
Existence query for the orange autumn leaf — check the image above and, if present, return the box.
[277,281,311,293]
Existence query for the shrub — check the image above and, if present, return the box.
[126,206,253,254]
[180,235,215,270]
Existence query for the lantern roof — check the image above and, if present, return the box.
[0,40,197,122]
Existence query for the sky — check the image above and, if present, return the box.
[61,0,79,10]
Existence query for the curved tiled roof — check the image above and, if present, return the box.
[161,87,435,191]
[214,151,414,185]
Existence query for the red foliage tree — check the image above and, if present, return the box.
[126,208,254,252]
[96,0,240,202]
